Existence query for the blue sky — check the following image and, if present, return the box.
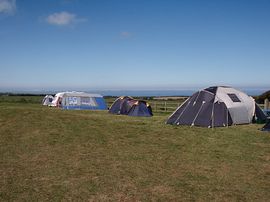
[0,0,269,92]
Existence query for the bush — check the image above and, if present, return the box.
[255,90,270,104]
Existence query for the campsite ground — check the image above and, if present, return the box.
[0,97,270,201]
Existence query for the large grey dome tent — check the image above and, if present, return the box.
[166,86,266,128]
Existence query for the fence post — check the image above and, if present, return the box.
[155,102,157,112]
[165,101,167,112]
[265,99,269,110]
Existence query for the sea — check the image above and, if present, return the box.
[5,89,266,97]
[95,89,267,97]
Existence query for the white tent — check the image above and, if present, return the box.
[42,95,54,106]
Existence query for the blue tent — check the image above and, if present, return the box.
[109,96,153,117]
[52,92,107,110]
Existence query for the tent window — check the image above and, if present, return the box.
[227,94,241,102]
[68,97,78,105]
[81,97,97,106]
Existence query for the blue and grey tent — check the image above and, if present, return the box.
[51,91,107,110]
[109,96,153,117]
[166,86,266,128]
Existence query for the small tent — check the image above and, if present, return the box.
[50,91,107,110]
[109,96,153,117]
[166,86,267,127]
[42,95,54,106]
[261,121,270,131]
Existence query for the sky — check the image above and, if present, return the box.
[0,0,270,92]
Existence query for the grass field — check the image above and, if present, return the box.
[1,100,270,201]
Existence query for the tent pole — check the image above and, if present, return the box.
[211,98,216,129]
[227,107,229,128]
[212,102,214,129]
[191,101,205,127]
[173,99,191,124]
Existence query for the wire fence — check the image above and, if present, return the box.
[148,101,182,112]
[106,100,184,113]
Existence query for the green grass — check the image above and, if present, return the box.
[0,96,43,104]
[1,102,270,201]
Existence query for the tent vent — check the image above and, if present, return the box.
[227,94,241,102]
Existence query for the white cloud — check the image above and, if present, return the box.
[120,31,132,38]
[0,0,16,14]
[46,11,86,26]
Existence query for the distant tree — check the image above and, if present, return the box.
[254,90,270,104]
